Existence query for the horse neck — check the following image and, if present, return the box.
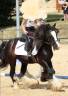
[43,43,52,51]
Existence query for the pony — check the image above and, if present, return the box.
[0,23,62,90]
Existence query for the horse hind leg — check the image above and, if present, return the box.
[10,63,16,83]
[10,61,19,88]
[18,63,39,88]
[19,63,28,78]
[14,62,28,86]
[20,62,38,78]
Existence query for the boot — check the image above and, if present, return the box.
[25,37,33,55]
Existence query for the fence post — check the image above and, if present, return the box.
[16,0,20,37]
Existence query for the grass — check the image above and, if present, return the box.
[46,14,63,22]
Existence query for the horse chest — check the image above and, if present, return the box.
[42,48,53,60]
[43,50,48,56]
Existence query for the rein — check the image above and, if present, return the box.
[16,44,24,49]
[44,41,50,45]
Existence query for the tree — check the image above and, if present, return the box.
[0,0,15,26]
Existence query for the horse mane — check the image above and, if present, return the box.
[34,24,51,40]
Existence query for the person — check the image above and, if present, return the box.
[20,0,47,55]
[58,0,68,20]
[63,0,68,20]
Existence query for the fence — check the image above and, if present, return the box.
[0,26,23,44]
[1,0,68,40]
[0,20,68,44]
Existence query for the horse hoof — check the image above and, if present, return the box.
[40,77,48,82]
[46,77,63,91]
[20,76,39,88]
[40,75,49,82]
[12,82,19,89]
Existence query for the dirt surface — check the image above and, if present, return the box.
[0,44,68,96]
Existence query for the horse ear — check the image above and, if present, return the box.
[53,23,56,27]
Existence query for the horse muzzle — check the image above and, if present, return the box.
[53,41,60,50]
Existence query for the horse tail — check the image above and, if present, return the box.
[0,41,9,69]
[0,58,9,70]
[0,41,7,53]
[0,41,8,59]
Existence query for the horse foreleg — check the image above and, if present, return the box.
[39,61,49,82]
[40,60,56,81]
[48,60,55,73]
[41,68,49,82]
[47,60,55,79]
[40,60,54,81]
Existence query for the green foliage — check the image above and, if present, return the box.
[46,14,63,22]
[0,0,15,26]
[45,0,50,2]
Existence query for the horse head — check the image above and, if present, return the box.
[49,23,60,50]
[34,23,60,51]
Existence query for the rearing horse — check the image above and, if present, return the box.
[0,23,60,88]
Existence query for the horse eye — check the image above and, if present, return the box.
[57,30,59,34]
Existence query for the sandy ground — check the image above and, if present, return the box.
[0,44,68,96]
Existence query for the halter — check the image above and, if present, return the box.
[44,41,51,45]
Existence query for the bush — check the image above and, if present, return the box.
[46,14,63,22]
[0,0,15,26]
